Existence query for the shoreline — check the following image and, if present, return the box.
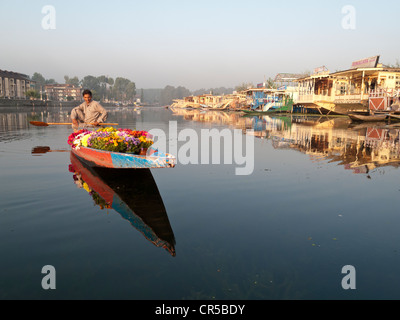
[0,99,116,108]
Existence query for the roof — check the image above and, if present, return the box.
[44,84,81,88]
[0,69,31,81]
[296,66,400,82]
[274,73,306,82]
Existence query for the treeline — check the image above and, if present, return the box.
[29,72,136,102]
[28,71,279,105]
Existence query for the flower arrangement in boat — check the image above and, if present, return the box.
[67,127,153,154]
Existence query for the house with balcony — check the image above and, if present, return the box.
[0,70,35,99]
[44,84,82,101]
[295,56,400,114]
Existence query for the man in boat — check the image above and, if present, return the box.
[71,89,108,130]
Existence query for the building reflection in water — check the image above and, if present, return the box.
[69,152,176,256]
[170,108,400,174]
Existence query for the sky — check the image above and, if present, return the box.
[1,0,400,90]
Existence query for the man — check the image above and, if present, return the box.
[71,89,108,130]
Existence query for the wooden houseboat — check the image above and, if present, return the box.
[295,56,400,115]
[243,87,294,114]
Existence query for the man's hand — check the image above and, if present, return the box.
[72,119,79,131]
[93,122,100,126]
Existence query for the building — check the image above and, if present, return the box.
[274,73,305,101]
[44,84,82,101]
[0,70,35,99]
[295,55,400,114]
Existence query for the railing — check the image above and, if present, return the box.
[335,94,364,101]
[369,89,400,98]
[297,93,368,103]
[297,94,334,103]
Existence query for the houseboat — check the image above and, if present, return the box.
[242,88,294,114]
[295,56,400,115]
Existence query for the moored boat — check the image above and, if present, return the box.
[348,113,388,122]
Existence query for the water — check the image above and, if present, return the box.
[1,105,400,300]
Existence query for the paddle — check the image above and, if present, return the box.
[29,121,118,127]
[32,146,69,155]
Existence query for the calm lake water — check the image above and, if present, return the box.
[1,105,400,300]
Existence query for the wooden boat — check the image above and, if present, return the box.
[348,113,388,122]
[387,114,400,121]
[72,146,176,169]
[70,152,176,256]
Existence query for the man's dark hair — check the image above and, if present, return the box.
[82,89,92,97]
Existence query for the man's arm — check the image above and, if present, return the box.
[71,104,85,129]
[93,102,108,125]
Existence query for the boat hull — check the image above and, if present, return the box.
[348,113,388,122]
[72,146,176,169]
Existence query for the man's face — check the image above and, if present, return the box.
[83,94,92,104]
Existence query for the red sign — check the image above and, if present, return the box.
[351,56,380,69]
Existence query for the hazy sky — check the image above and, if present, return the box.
[1,0,399,90]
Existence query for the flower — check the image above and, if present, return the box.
[82,182,91,193]
[67,129,92,149]
[81,133,92,147]
[69,164,112,210]
[67,127,153,154]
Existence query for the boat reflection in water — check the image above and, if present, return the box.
[69,152,176,256]
[247,115,400,174]
[169,108,400,174]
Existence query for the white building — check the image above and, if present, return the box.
[0,70,35,99]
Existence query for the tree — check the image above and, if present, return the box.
[126,82,136,101]
[81,75,100,91]
[97,75,113,101]
[25,89,40,99]
[160,85,191,105]
[265,77,277,89]
[113,77,136,102]
[45,78,57,85]
[31,72,46,91]
[64,75,80,87]
[235,82,254,92]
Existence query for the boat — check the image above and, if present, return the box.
[242,88,294,115]
[70,152,176,256]
[72,146,176,169]
[348,113,388,122]
[387,114,400,121]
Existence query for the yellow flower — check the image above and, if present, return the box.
[83,182,91,193]
[81,133,92,147]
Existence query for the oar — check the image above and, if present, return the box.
[32,146,70,155]
[29,121,118,127]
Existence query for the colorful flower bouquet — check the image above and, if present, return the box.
[67,127,153,154]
